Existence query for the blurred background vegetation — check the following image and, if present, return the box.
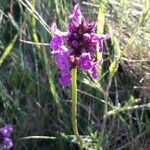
[0,0,150,149]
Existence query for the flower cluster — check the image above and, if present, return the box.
[0,125,13,149]
[50,3,110,86]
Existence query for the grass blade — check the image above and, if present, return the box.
[0,34,18,66]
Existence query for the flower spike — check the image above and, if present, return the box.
[0,125,13,149]
[50,3,110,86]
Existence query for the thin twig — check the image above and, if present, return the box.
[20,136,56,140]
[19,39,49,46]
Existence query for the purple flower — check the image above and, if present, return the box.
[71,3,83,24]
[0,125,13,149]
[79,53,93,71]
[50,23,69,54]
[91,33,110,52]
[91,60,103,79]
[59,70,72,86]
[50,3,110,86]
[55,51,71,70]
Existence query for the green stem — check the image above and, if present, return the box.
[71,67,83,148]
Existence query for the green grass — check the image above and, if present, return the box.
[0,0,150,149]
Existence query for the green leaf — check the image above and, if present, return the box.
[109,60,118,76]
[0,34,18,66]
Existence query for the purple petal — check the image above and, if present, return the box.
[50,36,68,53]
[71,40,79,47]
[91,65,98,79]
[90,33,99,45]
[91,33,110,52]
[59,70,72,86]
[88,48,96,54]
[91,60,103,79]
[50,36,63,50]
[55,51,71,70]
[72,4,83,24]
[51,23,59,34]
[52,46,68,54]
[73,33,79,39]
[3,137,13,148]
[83,33,91,41]
[0,125,13,137]
[100,32,110,40]
[68,21,79,31]
[51,22,69,37]
[98,33,110,52]
[87,21,97,32]
[98,40,103,52]
[79,53,93,71]
[51,23,63,36]
[91,32,110,41]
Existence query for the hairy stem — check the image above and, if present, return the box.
[71,67,83,148]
